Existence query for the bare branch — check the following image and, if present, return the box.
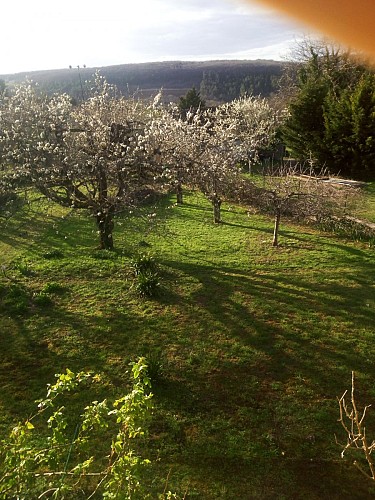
[337,372,375,481]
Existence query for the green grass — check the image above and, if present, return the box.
[0,191,375,498]
[354,181,375,222]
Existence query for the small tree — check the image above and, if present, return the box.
[226,95,284,172]
[145,102,244,221]
[337,372,375,481]
[178,87,205,119]
[144,105,192,205]
[177,105,244,223]
[252,165,357,246]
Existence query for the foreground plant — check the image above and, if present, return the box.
[337,371,375,481]
[0,358,155,499]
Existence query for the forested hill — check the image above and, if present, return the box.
[0,60,285,104]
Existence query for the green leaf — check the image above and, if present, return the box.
[25,421,34,430]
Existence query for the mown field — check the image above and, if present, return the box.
[0,190,375,498]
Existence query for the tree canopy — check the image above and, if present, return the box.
[0,75,165,249]
[282,40,375,180]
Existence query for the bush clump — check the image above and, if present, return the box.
[42,249,64,259]
[33,292,53,307]
[318,216,375,245]
[131,253,157,276]
[131,253,160,298]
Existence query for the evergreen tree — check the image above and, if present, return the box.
[282,73,329,162]
[178,87,206,119]
[324,73,375,179]
[281,40,374,179]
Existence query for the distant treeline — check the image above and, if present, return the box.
[200,64,283,102]
[0,60,285,104]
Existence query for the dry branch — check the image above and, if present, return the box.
[337,371,375,481]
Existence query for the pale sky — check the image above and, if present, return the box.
[1,0,309,75]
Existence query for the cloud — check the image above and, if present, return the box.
[114,1,299,62]
[0,0,306,74]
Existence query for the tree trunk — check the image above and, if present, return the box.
[96,207,115,249]
[272,210,281,247]
[176,182,183,205]
[248,159,252,175]
[212,194,222,224]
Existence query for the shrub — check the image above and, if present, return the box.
[0,359,163,499]
[134,270,160,298]
[131,253,157,276]
[145,349,164,383]
[131,253,160,298]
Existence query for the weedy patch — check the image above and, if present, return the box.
[318,216,375,245]
[41,281,66,295]
[32,291,53,307]
[13,260,36,277]
[91,248,118,260]
[0,283,30,315]
[42,248,64,259]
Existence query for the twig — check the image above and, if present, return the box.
[337,371,375,481]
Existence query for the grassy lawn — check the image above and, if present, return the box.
[1,191,375,498]
[355,181,375,222]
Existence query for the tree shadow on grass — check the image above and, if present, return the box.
[279,227,373,257]
[152,255,375,497]
[221,220,275,232]
[171,455,375,500]
[159,254,375,403]
[1,228,374,498]
[0,211,100,259]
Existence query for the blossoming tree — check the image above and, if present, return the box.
[148,104,247,223]
[0,74,164,249]
[158,96,282,223]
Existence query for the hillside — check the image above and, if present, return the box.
[0,59,285,104]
